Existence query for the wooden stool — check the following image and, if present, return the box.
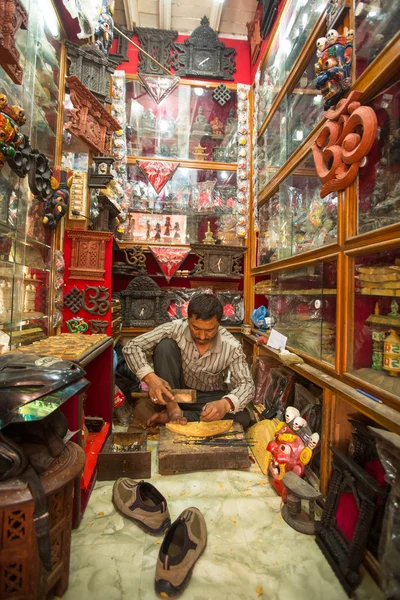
[281,471,322,535]
[0,442,85,599]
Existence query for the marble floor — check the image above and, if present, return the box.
[59,441,384,600]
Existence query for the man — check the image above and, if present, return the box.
[123,293,255,428]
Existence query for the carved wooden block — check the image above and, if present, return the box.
[68,230,112,281]
[0,0,28,84]
[312,91,378,198]
[247,6,262,65]
[65,76,121,154]
[191,244,247,279]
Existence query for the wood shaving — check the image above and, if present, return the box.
[256,586,263,596]
[97,512,104,516]
[229,517,237,523]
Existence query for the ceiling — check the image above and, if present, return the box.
[115,0,258,38]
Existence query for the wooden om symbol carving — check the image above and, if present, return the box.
[312,91,378,198]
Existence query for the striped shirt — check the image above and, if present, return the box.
[123,319,255,413]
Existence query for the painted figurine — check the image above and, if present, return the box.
[0,95,26,170]
[94,0,115,55]
[173,222,181,240]
[164,216,172,236]
[154,223,161,241]
[210,116,224,136]
[315,28,353,109]
[266,406,319,496]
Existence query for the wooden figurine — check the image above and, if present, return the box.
[192,144,208,161]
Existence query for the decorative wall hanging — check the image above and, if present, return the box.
[68,171,89,224]
[259,0,280,39]
[134,27,178,75]
[252,69,261,231]
[0,96,70,229]
[312,91,378,198]
[191,244,246,279]
[89,319,108,334]
[247,5,263,65]
[315,28,353,110]
[82,286,110,315]
[64,285,110,317]
[65,42,122,105]
[150,246,190,282]
[212,84,232,107]
[138,74,180,105]
[88,156,114,189]
[0,0,28,84]
[66,318,89,333]
[123,246,146,270]
[119,270,171,328]
[64,286,84,314]
[137,160,179,194]
[315,447,383,596]
[65,75,121,154]
[68,230,112,281]
[172,16,236,81]
[236,85,251,239]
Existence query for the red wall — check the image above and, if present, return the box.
[114,34,251,85]
[62,231,114,336]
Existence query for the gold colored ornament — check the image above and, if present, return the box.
[383,329,400,377]
[203,221,215,245]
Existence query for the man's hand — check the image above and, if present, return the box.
[200,398,231,422]
[143,372,175,405]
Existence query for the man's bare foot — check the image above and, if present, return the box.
[146,403,187,427]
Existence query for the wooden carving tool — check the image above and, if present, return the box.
[131,389,197,403]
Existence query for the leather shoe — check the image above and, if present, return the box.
[155,507,207,597]
[113,478,170,535]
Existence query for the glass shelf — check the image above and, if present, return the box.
[264,260,337,365]
[123,165,244,246]
[125,81,238,163]
[349,247,400,399]
[258,153,338,266]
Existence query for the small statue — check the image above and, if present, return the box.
[225,108,238,135]
[94,0,115,55]
[146,220,151,239]
[173,222,181,240]
[0,95,26,171]
[141,109,156,134]
[154,222,161,241]
[315,28,353,109]
[203,221,215,245]
[192,106,209,136]
[210,116,224,136]
[164,216,171,236]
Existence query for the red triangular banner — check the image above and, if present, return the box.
[150,246,190,282]
[137,160,180,194]
[138,74,180,105]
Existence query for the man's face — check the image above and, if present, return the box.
[188,315,219,345]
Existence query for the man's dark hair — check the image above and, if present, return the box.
[188,293,223,322]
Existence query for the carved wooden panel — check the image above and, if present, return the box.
[312,91,378,198]
[134,27,178,75]
[191,244,247,279]
[247,6,262,65]
[65,76,121,154]
[0,0,28,84]
[68,230,112,281]
[119,271,171,328]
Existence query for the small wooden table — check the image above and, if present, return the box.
[158,423,251,475]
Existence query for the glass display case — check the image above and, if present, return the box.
[125,80,238,163]
[265,260,337,364]
[0,0,61,350]
[355,0,400,80]
[257,154,338,265]
[348,247,400,399]
[257,105,284,188]
[257,0,326,129]
[123,165,243,246]
[357,68,400,235]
